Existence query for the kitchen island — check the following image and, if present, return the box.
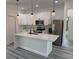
[15,32,59,57]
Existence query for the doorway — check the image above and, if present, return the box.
[6,16,16,45]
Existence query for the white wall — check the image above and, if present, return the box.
[6,16,16,45]
[52,4,64,20]
[67,9,73,41]
[6,4,18,45]
[62,0,73,47]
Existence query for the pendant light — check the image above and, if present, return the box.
[16,0,19,16]
[31,0,34,17]
[51,0,56,16]
[52,10,56,16]
[31,13,34,17]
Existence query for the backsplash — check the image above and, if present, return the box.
[19,25,36,32]
[19,25,50,33]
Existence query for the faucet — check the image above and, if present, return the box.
[29,24,33,34]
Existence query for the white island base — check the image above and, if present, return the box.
[15,32,59,57]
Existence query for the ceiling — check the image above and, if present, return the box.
[6,0,64,14]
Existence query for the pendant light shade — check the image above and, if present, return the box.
[51,10,56,16]
[51,0,56,16]
[16,0,19,1]
[30,0,34,18]
[31,13,34,15]
[31,12,34,17]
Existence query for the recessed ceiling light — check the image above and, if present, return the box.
[35,4,39,8]
[55,1,58,3]
[21,7,24,10]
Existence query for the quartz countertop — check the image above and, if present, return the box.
[15,32,59,42]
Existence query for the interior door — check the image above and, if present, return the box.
[6,16,16,45]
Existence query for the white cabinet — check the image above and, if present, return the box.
[18,14,33,25]
[18,12,51,25]
[34,12,50,25]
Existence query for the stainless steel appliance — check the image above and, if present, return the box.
[35,20,45,33]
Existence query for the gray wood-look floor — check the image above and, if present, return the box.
[6,43,73,59]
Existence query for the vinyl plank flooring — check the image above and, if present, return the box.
[53,46,73,55]
[6,45,73,59]
[50,50,73,59]
[7,50,24,59]
[7,46,51,59]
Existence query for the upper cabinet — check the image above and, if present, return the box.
[34,12,51,25]
[18,14,33,25]
[18,12,51,25]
